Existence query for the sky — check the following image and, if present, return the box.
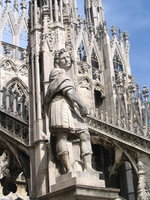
[77,0,150,90]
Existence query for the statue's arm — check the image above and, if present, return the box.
[65,89,89,117]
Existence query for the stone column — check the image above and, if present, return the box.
[54,0,59,22]
[5,89,11,111]
[0,88,4,108]
[49,0,53,22]
[60,0,63,24]
[12,91,19,115]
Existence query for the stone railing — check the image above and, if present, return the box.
[94,110,150,138]
[0,109,29,145]
[87,115,150,155]
[1,41,27,61]
[0,87,28,122]
[0,88,29,146]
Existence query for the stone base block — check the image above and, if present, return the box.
[56,171,104,182]
[53,171,105,191]
[38,172,120,200]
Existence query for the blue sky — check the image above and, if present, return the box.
[77,0,150,89]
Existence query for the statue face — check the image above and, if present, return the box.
[59,52,71,69]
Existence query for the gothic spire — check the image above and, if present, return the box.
[84,0,104,32]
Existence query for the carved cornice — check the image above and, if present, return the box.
[87,116,150,155]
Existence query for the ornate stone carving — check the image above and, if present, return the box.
[1,59,17,72]
[78,63,90,75]
[78,78,91,90]
[94,82,105,96]
[92,68,102,81]
[19,65,28,77]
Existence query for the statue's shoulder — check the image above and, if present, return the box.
[50,68,65,75]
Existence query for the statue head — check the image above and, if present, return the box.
[54,49,72,69]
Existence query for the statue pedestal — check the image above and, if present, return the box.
[38,171,120,200]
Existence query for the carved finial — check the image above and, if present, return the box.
[118,29,123,40]
[128,78,136,94]
[111,26,117,36]
[14,0,19,11]
[5,0,11,4]
[123,32,129,41]
[20,0,26,10]
[20,50,27,60]
[3,45,12,56]
[142,86,149,98]
[136,84,142,100]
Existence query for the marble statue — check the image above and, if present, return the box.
[45,49,94,173]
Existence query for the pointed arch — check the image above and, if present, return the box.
[112,143,138,175]
[4,78,29,121]
[94,81,105,97]
[5,77,28,97]
[93,82,104,109]
[75,30,89,58]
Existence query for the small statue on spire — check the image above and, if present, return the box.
[20,0,27,10]
[14,0,19,11]
[5,0,11,4]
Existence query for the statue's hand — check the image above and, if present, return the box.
[79,105,89,117]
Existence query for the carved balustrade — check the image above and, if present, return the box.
[0,87,28,122]
[0,110,29,144]
[1,41,27,61]
[87,115,150,154]
[0,86,29,145]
